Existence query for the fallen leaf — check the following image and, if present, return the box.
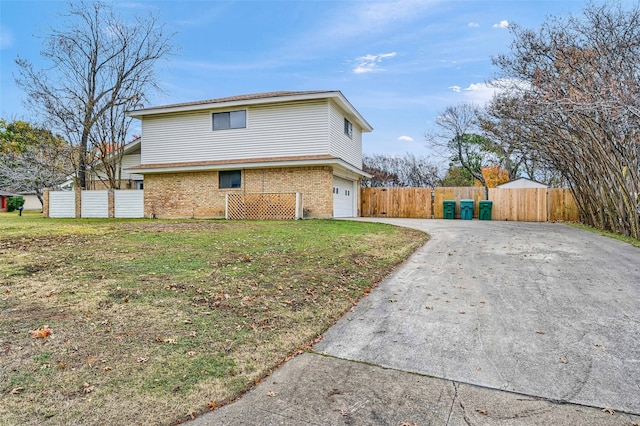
[267,391,276,397]
[10,387,23,395]
[476,409,488,415]
[601,407,615,415]
[208,400,218,410]
[137,357,148,363]
[31,325,52,339]
[103,366,112,371]
[559,358,568,364]
[536,330,545,335]
[82,383,94,394]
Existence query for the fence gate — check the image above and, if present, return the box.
[226,193,302,220]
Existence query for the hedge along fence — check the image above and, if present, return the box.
[361,187,579,222]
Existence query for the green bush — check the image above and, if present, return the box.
[7,196,25,212]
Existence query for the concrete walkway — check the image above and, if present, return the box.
[188,219,640,425]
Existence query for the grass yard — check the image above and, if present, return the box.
[0,212,427,425]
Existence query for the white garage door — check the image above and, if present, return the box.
[333,176,355,218]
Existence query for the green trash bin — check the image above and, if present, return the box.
[443,200,455,219]
[479,200,493,220]
[460,199,474,220]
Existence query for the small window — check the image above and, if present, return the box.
[213,110,246,130]
[345,189,350,196]
[344,118,353,139]
[333,187,339,194]
[219,170,242,189]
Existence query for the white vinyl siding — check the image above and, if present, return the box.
[114,190,144,218]
[141,100,331,165]
[49,191,76,218]
[328,101,362,168]
[81,190,109,218]
[121,153,143,180]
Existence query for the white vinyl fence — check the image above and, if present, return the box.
[49,191,76,218]
[81,190,109,218]
[114,190,144,218]
[47,190,144,218]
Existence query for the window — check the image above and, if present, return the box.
[333,187,339,194]
[344,118,353,139]
[219,170,242,189]
[213,110,246,130]
[345,189,350,196]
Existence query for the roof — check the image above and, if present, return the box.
[128,90,373,132]
[0,190,18,197]
[125,154,372,179]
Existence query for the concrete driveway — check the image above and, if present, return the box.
[189,219,640,425]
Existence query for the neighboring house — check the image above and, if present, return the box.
[17,191,42,210]
[497,178,549,189]
[0,190,17,212]
[126,91,373,218]
[87,137,144,190]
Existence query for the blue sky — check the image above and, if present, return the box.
[1,0,595,159]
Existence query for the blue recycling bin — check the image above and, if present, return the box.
[460,199,474,220]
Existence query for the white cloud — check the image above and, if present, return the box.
[493,20,509,29]
[353,52,397,74]
[468,22,479,27]
[462,82,499,104]
[449,85,461,93]
[398,135,414,142]
[0,25,13,50]
[458,79,529,104]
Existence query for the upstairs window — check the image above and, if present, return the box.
[213,110,246,131]
[344,118,353,139]
[219,170,242,189]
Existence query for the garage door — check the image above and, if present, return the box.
[333,176,355,218]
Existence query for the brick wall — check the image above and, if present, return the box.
[143,166,335,219]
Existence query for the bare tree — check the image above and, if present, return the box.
[15,0,174,189]
[490,3,640,238]
[362,153,440,188]
[427,103,493,197]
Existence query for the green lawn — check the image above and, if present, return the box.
[0,212,427,425]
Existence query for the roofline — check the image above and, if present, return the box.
[125,156,372,178]
[128,91,373,132]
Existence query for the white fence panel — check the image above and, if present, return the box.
[81,190,109,218]
[49,191,76,218]
[114,190,144,218]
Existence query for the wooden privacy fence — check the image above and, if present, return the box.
[361,187,579,222]
[226,193,302,220]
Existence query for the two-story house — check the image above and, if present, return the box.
[127,91,372,219]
